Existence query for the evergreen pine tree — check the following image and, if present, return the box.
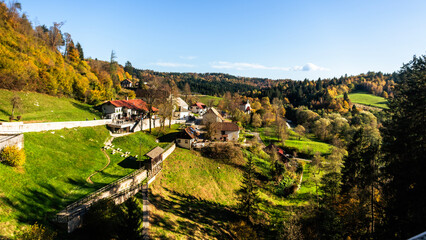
[381,55,426,238]
[237,156,260,222]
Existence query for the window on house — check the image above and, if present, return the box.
[177,139,181,143]
[185,140,188,143]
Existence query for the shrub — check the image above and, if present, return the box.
[1,145,26,167]
[15,223,57,240]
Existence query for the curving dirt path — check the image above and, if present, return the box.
[86,148,112,184]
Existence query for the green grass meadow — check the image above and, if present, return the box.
[0,126,163,237]
[339,91,388,109]
[255,126,333,156]
[0,89,101,122]
[195,95,223,107]
[149,148,243,239]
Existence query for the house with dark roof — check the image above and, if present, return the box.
[211,122,240,141]
[176,126,199,149]
[120,79,133,88]
[190,102,207,114]
[202,107,225,125]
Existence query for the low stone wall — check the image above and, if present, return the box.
[161,143,176,160]
[0,134,24,150]
[0,120,112,133]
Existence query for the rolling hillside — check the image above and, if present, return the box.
[0,89,101,122]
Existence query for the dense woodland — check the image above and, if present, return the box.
[0,2,425,239]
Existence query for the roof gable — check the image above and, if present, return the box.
[145,146,164,159]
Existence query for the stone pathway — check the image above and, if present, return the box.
[142,183,150,239]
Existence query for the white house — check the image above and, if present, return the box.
[212,122,240,141]
[190,102,207,114]
[173,97,190,120]
[176,126,199,149]
[100,99,153,119]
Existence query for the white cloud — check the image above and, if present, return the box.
[154,62,195,68]
[179,56,197,60]
[301,63,329,71]
[211,61,328,72]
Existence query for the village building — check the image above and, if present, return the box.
[202,107,225,125]
[211,122,240,141]
[100,99,151,120]
[239,100,251,114]
[176,126,199,149]
[145,146,164,174]
[190,102,207,114]
[120,79,133,88]
[173,97,190,120]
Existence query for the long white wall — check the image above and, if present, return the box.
[0,120,112,133]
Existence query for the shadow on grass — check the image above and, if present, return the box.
[117,157,140,169]
[157,132,179,142]
[70,102,101,118]
[0,177,104,229]
[148,187,241,239]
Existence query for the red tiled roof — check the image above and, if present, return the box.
[107,99,150,112]
[193,102,206,109]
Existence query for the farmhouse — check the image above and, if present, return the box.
[173,97,190,120]
[176,126,199,149]
[211,122,239,141]
[190,102,207,114]
[100,99,154,120]
[202,107,225,125]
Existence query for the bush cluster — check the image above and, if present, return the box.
[1,145,26,167]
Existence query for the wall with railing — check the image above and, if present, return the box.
[55,143,177,233]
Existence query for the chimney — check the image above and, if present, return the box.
[126,96,129,101]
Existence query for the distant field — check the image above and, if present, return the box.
[339,91,388,109]
[254,127,333,156]
[0,89,101,122]
[194,95,222,107]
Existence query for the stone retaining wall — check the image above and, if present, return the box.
[0,134,24,150]
[0,120,112,133]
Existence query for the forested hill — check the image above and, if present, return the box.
[0,2,398,106]
[0,2,130,104]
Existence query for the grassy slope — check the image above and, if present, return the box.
[255,126,333,156]
[0,126,164,237]
[195,95,222,107]
[0,89,101,122]
[149,146,319,238]
[0,126,110,236]
[149,148,242,239]
[338,91,388,109]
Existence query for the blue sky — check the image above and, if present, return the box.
[17,0,426,80]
